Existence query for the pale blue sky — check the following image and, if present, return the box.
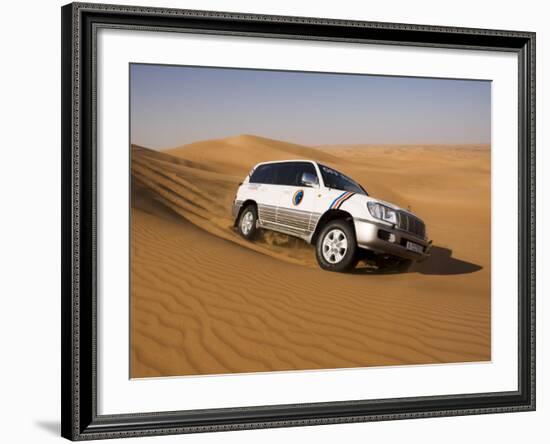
[130,64,491,149]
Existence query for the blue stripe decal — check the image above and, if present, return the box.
[329,191,348,210]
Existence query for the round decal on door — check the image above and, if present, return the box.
[293,189,304,206]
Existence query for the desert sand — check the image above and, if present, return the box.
[130,135,491,378]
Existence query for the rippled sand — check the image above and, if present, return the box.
[130,135,491,377]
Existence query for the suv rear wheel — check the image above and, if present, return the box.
[237,205,259,240]
[315,220,358,272]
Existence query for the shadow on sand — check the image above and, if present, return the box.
[412,246,482,275]
[353,246,482,276]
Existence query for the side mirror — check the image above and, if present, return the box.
[301,172,319,187]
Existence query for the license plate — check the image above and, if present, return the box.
[406,241,423,253]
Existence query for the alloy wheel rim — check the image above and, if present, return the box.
[241,211,254,235]
[322,228,348,264]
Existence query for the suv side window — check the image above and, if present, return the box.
[295,162,318,187]
[273,162,298,186]
[249,164,276,184]
[250,162,318,186]
[272,162,318,187]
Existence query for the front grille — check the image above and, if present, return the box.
[397,211,426,239]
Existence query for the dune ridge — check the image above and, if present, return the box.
[130,135,491,377]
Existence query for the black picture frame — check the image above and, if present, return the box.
[61,2,536,440]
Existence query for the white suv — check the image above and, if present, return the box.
[233,160,431,272]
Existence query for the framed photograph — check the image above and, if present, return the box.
[61,2,536,440]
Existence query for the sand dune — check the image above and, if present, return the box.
[130,135,491,377]
[167,134,341,175]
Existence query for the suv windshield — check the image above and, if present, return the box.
[319,164,367,195]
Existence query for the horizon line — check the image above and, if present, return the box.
[131,133,491,151]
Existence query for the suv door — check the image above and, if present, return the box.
[248,163,279,225]
[275,162,321,237]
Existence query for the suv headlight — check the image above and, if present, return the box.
[367,202,398,224]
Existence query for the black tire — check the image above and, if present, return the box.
[375,256,413,273]
[315,220,358,272]
[237,205,259,240]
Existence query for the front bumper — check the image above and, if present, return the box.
[354,218,431,261]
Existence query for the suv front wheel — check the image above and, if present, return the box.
[315,220,358,272]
